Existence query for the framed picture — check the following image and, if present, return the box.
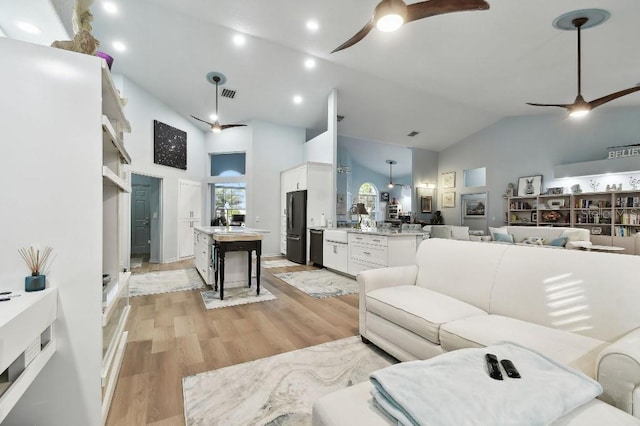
[547,187,564,195]
[517,175,542,196]
[380,191,390,202]
[421,196,433,213]
[463,199,486,217]
[153,120,187,170]
[441,171,456,189]
[531,211,538,222]
[441,191,455,208]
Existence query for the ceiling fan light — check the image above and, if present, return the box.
[374,0,407,32]
[212,122,222,133]
[377,14,404,32]
[569,108,590,118]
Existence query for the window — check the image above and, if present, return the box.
[212,182,246,225]
[211,152,246,176]
[358,182,378,218]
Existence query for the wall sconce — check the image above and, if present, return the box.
[418,182,436,189]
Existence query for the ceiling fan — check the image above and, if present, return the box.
[331,0,490,54]
[191,72,247,133]
[527,10,640,118]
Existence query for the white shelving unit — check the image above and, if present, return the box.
[0,288,58,424]
[101,60,131,424]
[506,190,640,254]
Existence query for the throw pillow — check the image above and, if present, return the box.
[561,229,583,243]
[451,226,471,241]
[523,236,544,245]
[494,233,514,243]
[430,226,452,239]
[489,226,509,240]
[550,236,568,247]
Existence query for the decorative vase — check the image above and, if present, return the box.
[25,273,46,292]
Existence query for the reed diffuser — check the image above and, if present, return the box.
[18,245,53,292]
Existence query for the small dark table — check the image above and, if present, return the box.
[213,234,262,300]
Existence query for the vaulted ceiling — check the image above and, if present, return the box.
[3,0,640,161]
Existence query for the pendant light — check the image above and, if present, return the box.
[386,160,397,188]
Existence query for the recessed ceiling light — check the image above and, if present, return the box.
[306,20,319,32]
[233,34,246,46]
[16,21,41,34]
[102,2,118,14]
[209,113,218,121]
[293,95,303,104]
[304,58,316,69]
[112,41,126,51]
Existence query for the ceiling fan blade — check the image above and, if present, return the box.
[406,0,490,23]
[526,102,572,109]
[588,86,640,110]
[331,19,374,54]
[190,115,214,126]
[220,124,248,130]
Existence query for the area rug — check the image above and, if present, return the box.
[130,257,143,268]
[182,336,396,425]
[273,269,358,298]
[200,281,276,310]
[261,259,300,268]
[129,268,204,297]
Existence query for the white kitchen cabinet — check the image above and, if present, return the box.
[347,233,416,275]
[280,162,332,258]
[323,230,349,274]
[178,179,202,258]
[194,229,214,284]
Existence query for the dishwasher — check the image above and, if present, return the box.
[322,230,349,274]
[309,228,324,266]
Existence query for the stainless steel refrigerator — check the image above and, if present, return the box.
[286,190,307,264]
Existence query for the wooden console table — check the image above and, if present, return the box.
[213,233,263,300]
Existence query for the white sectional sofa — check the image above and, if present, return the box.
[355,239,640,417]
[491,225,592,249]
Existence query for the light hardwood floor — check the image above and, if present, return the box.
[106,257,359,426]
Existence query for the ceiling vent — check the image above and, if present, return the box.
[337,115,345,122]
[221,88,236,99]
[407,131,420,137]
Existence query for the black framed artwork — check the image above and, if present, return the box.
[153,120,187,170]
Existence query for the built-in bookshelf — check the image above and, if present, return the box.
[506,190,640,253]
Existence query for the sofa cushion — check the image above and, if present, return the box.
[439,315,607,377]
[489,226,508,239]
[367,285,487,345]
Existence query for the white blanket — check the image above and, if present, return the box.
[370,342,602,426]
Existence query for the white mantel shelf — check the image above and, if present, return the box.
[0,287,57,423]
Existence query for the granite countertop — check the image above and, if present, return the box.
[194,226,270,242]
[317,227,427,237]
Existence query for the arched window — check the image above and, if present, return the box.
[358,182,378,219]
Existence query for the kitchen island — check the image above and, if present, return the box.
[322,228,428,276]
[193,227,269,296]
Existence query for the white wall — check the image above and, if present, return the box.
[304,131,332,163]
[120,76,207,262]
[1,38,102,425]
[204,120,306,255]
[437,107,640,228]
